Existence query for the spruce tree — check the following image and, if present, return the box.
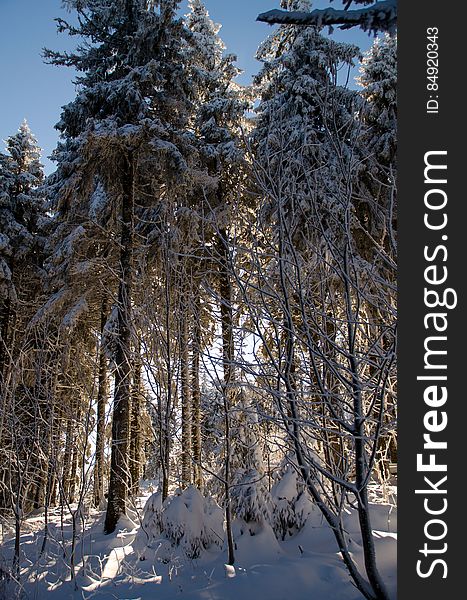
[44,0,199,534]
[0,122,45,568]
[0,120,44,380]
[358,33,397,168]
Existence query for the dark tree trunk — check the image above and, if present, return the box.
[158,389,171,502]
[161,428,170,501]
[104,153,135,534]
[160,265,173,502]
[94,298,109,507]
[0,299,11,383]
[217,228,235,566]
[130,349,142,495]
[62,414,74,501]
[68,406,82,505]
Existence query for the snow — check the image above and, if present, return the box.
[271,466,314,540]
[137,486,224,560]
[89,180,108,221]
[0,484,397,600]
[224,563,236,578]
[257,1,397,33]
[61,296,89,330]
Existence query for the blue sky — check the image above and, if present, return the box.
[0,0,371,174]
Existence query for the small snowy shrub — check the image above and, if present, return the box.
[271,466,314,540]
[162,486,224,559]
[135,491,163,554]
[230,468,272,527]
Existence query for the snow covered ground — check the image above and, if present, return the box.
[0,484,396,600]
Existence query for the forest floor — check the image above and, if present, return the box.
[0,482,397,600]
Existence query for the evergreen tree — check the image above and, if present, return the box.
[0,120,44,379]
[358,33,397,167]
[44,0,199,534]
[0,121,45,570]
[254,0,361,252]
[229,390,272,528]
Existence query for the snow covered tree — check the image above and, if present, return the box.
[187,0,250,533]
[356,32,397,320]
[270,461,314,540]
[135,486,224,561]
[0,4,398,596]
[0,122,48,550]
[44,0,201,534]
[229,390,272,529]
[253,0,362,260]
[358,32,397,167]
[0,121,44,379]
[0,122,50,570]
[162,486,224,558]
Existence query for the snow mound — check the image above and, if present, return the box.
[271,466,314,540]
[136,486,224,560]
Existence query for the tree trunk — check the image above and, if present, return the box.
[104,153,135,534]
[13,506,21,576]
[217,229,235,566]
[48,411,61,508]
[160,265,173,501]
[68,406,82,505]
[62,413,74,502]
[180,302,191,488]
[130,349,142,495]
[0,299,11,384]
[94,299,109,507]
[191,289,202,489]
[33,414,55,510]
[343,245,390,600]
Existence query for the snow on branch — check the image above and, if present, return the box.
[257,0,397,33]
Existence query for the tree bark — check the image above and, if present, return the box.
[68,405,82,505]
[0,299,11,384]
[94,298,109,507]
[217,228,235,566]
[160,263,174,501]
[62,413,74,502]
[130,348,143,495]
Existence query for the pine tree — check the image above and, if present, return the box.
[254,0,361,251]
[44,0,200,534]
[229,390,272,528]
[356,32,397,297]
[0,121,44,379]
[0,121,46,570]
[358,33,397,168]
